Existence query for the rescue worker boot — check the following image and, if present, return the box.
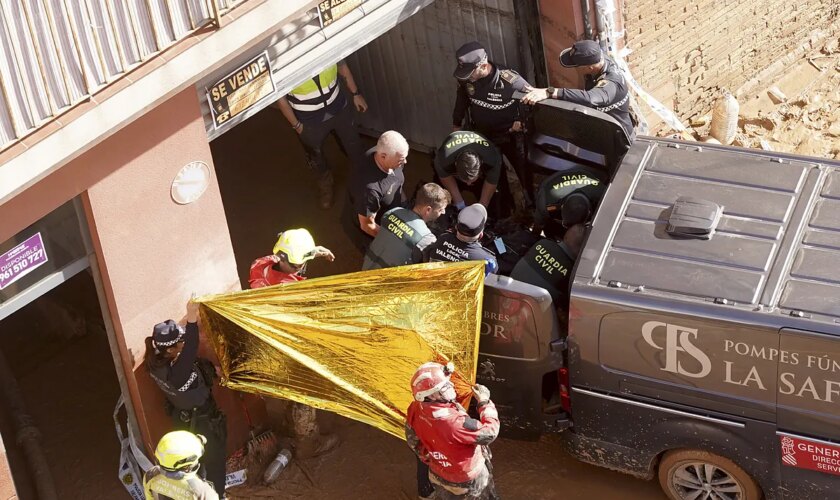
[291,403,340,458]
[295,432,341,459]
[317,170,334,209]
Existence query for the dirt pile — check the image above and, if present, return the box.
[660,36,840,160]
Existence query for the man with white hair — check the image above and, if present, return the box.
[352,130,410,237]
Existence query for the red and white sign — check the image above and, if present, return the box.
[779,434,840,477]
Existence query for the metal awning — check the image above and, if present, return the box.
[197,0,435,141]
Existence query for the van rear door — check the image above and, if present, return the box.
[477,275,566,438]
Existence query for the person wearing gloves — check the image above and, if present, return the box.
[145,299,226,498]
[405,362,500,500]
[533,166,605,240]
[248,228,340,457]
[248,228,335,288]
[433,131,511,217]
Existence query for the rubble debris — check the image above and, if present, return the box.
[767,86,787,104]
[672,39,840,160]
[690,115,710,127]
[709,92,739,145]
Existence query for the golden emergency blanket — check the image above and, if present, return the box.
[197,261,485,440]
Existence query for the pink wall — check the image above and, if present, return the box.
[538,0,627,88]
[78,87,262,455]
[539,0,588,88]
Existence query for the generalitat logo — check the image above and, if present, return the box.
[641,321,712,378]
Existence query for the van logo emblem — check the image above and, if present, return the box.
[780,436,798,466]
[641,321,712,379]
[480,359,496,378]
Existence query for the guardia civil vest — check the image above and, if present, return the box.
[287,64,345,120]
[150,361,211,411]
[363,207,430,270]
[510,238,575,305]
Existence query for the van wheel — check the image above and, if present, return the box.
[658,449,762,500]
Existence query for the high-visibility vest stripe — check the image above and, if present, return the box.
[289,84,340,111]
[290,78,337,101]
[288,65,340,113]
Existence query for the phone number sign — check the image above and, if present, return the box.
[780,434,840,477]
[0,233,49,290]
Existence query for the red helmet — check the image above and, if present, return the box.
[410,362,454,402]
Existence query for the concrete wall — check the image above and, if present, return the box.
[623,0,840,123]
[82,87,263,454]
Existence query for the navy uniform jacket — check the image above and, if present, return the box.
[554,57,635,141]
[453,64,531,141]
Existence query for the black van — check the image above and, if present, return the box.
[478,99,840,499]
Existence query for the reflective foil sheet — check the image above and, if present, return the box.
[196,261,485,439]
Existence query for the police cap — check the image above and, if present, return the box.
[454,41,487,80]
[559,40,603,68]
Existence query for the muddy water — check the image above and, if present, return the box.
[227,411,663,499]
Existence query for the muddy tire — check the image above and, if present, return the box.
[658,449,762,500]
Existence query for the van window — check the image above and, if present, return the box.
[479,293,541,361]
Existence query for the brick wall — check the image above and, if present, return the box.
[624,0,840,124]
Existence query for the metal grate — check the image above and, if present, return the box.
[0,0,248,151]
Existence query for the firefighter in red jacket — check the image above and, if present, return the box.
[406,362,500,499]
[248,228,334,288]
[248,228,340,457]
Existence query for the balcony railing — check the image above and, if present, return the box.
[0,0,247,152]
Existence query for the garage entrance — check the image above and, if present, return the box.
[0,271,123,499]
[0,200,125,499]
[203,0,535,283]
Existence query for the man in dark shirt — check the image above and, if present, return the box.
[511,224,586,307]
[521,40,636,141]
[534,166,606,239]
[425,203,498,275]
[452,41,535,204]
[434,130,512,217]
[352,130,409,237]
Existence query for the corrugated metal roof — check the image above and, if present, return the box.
[0,0,248,150]
[347,0,527,150]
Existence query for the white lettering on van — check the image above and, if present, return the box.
[723,361,766,390]
[641,321,712,378]
[778,372,840,402]
[779,372,796,395]
[480,322,508,341]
